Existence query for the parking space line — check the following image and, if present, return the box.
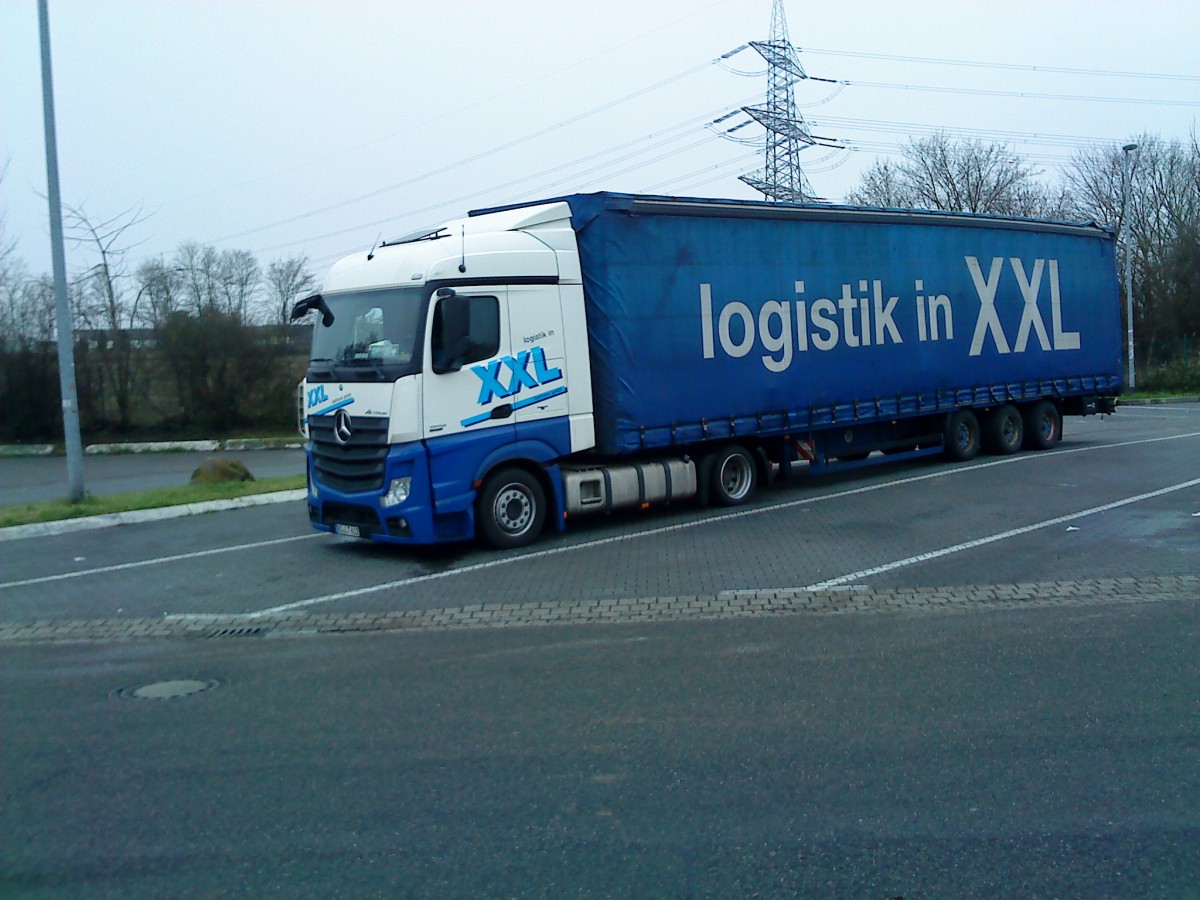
[0,533,322,590]
[240,430,1200,619]
[8,429,1198,604]
[806,477,1200,589]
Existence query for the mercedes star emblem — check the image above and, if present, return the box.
[333,409,353,445]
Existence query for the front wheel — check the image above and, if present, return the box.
[709,445,758,506]
[476,468,545,549]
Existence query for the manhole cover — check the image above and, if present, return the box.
[117,679,220,700]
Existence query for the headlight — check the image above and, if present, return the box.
[381,476,412,508]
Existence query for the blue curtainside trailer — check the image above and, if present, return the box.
[296,192,1122,547]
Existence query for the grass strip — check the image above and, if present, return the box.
[0,476,306,528]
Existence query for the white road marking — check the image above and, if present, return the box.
[805,477,1200,590]
[7,429,1200,607]
[242,429,1200,619]
[0,533,322,590]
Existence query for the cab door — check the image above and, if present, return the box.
[421,288,513,512]
[505,284,569,440]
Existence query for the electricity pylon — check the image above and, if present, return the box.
[737,0,818,203]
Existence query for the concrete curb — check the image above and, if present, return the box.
[2,574,1196,644]
[0,490,307,542]
[84,440,220,455]
[0,444,55,457]
[0,438,304,457]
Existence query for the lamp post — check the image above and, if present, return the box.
[1121,142,1139,391]
[39,0,85,502]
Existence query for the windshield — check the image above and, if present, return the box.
[307,288,427,381]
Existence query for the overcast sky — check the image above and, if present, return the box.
[2,0,1197,280]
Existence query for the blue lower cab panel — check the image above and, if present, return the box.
[307,416,573,545]
[307,440,461,545]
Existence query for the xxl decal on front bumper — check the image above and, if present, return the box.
[462,346,565,427]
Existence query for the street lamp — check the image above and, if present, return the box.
[1121,142,1139,390]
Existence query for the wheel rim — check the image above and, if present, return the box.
[493,484,533,535]
[1002,414,1019,446]
[719,454,753,501]
[957,422,974,452]
[1040,413,1055,442]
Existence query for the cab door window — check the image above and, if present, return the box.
[431,294,500,373]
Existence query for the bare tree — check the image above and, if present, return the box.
[219,249,263,322]
[1064,135,1200,368]
[266,255,317,325]
[64,204,149,429]
[845,159,915,209]
[171,242,264,321]
[845,133,1060,216]
[136,256,183,328]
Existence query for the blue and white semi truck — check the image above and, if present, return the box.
[293,192,1121,548]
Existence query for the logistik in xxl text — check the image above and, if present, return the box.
[700,255,1083,372]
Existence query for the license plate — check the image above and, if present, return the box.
[334,523,361,537]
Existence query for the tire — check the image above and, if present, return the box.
[709,445,757,506]
[943,409,981,462]
[1021,400,1061,451]
[476,468,545,549]
[981,404,1024,455]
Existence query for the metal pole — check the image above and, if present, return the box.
[1121,142,1139,392]
[38,0,85,502]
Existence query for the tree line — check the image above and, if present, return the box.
[0,201,317,442]
[2,132,1198,443]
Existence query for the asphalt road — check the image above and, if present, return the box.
[1,405,1197,624]
[3,598,1197,896]
[2,403,1198,896]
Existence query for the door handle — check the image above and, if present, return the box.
[490,404,513,420]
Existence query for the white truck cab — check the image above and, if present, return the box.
[297,202,597,546]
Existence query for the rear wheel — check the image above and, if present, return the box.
[943,409,981,462]
[709,445,757,506]
[476,468,545,549]
[1022,400,1061,451]
[982,404,1023,455]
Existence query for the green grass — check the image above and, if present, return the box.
[0,475,306,529]
[1123,390,1200,400]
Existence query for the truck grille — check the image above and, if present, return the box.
[310,415,389,493]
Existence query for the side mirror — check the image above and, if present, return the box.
[431,293,471,374]
[291,293,335,327]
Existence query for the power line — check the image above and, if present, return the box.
[812,114,1126,150]
[253,111,749,261]
[844,78,1200,107]
[799,46,1200,82]
[167,0,740,208]
[212,59,716,245]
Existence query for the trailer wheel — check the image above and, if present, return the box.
[943,410,981,461]
[476,468,545,549]
[709,445,757,506]
[982,404,1024,455]
[1021,400,1061,451]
